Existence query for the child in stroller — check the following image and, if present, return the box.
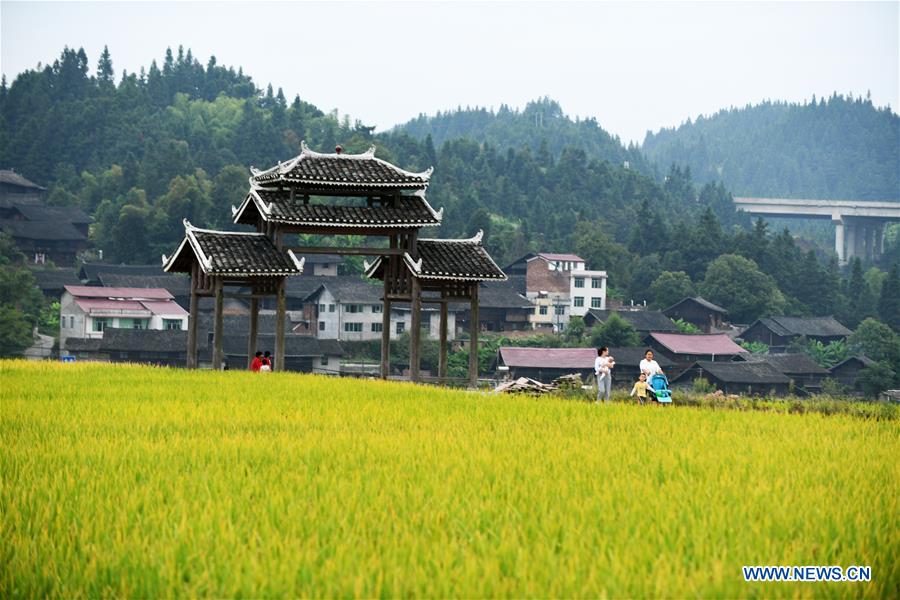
[648,373,673,404]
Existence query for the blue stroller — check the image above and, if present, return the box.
[649,374,673,404]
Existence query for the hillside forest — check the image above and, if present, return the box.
[1,46,899,344]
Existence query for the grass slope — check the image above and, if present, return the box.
[2,362,897,597]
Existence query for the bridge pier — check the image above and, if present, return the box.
[846,224,857,262]
[833,219,845,263]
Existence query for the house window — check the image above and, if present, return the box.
[372,304,382,313]
[346,304,364,313]
[555,306,565,316]
[328,304,335,312]
[574,297,584,307]
[592,278,603,289]
[591,298,602,309]
[539,306,548,315]
[92,318,109,332]
[574,277,585,288]
[319,304,326,313]
[343,322,363,332]
[371,323,383,332]
[320,356,328,366]
[396,322,405,334]
[164,319,182,330]
[319,321,325,331]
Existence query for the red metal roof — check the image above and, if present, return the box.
[648,332,746,356]
[140,300,188,316]
[64,285,173,300]
[535,253,585,263]
[75,299,149,312]
[499,347,597,369]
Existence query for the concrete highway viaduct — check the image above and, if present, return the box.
[733,197,900,264]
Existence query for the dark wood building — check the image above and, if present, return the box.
[457,276,533,332]
[829,356,876,390]
[740,316,852,352]
[645,332,747,371]
[739,353,830,393]
[0,219,88,265]
[663,297,728,332]
[0,169,46,202]
[672,361,792,397]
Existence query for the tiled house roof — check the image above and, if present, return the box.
[163,220,304,277]
[665,296,728,314]
[674,361,791,385]
[365,232,507,283]
[0,170,46,190]
[0,219,86,241]
[585,309,679,333]
[233,188,441,228]
[648,332,747,356]
[749,316,852,338]
[250,142,431,190]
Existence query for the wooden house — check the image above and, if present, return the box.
[740,316,852,352]
[663,296,728,332]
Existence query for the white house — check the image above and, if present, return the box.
[60,285,188,350]
[569,269,608,317]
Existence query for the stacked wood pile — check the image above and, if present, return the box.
[493,373,584,395]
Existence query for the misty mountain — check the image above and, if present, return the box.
[393,97,654,175]
[642,94,900,200]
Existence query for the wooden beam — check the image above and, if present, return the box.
[247,297,259,369]
[409,276,422,383]
[286,246,405,257]
[381,277,391,380]
[187,263,199,369]
[275,279,286,372]
[469,283,479,388]
[439,301,448,382]
[213,278,224,370]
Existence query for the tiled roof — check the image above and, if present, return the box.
[30,268,81,292]
[64,285,174,300]
[234,188,441,228]
[251,142,431,190]
[220,334,344,357]
[0,219,86,241]
[100,328,188,353]
[10,204,91,224]
[64,337,103,352]
[665,296,728,314]
[751,316,852,338]
[0,170,45,190]
[303,276,384,304]
[478,277,532,309]
[585,309,679,333]
[79,262,166,283]
[742,353,830,374]
[830,355,877,371]
[648,332,747,356]
[163,220,304,277]
[674,361,790,385]
[365,232,507,283]
[98,274,192,296]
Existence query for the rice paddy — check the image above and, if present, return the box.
[1,361,897,597]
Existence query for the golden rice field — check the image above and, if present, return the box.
[1,361,898,598]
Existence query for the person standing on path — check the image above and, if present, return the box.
[594,346,612,403]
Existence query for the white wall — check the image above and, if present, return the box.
[570,270,607,317]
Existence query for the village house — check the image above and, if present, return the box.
[828,356,876,390]
[671,361,792,396]
[645,332,747,370]
[740,352,830,393]
[59,285,188,350]
[0,169,47,203]
[569,269,608,316]
[302,276,456,342]
[582,309,679,336]
[740,316,853,352]
[663,296,729,332]
[456,277,533,332]
[303,254,343,276]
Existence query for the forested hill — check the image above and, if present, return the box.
[642,95,900,200]
[393,97,653,175]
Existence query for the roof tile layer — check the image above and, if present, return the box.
[649,332,746,355]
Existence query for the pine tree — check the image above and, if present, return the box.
[96,45,114,87]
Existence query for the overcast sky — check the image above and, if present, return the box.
[2,1,897,144]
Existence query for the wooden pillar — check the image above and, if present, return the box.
[381,278,391,379]
[438,300,448,382]
[275,279,286,372]
[410,276,422,382]
[247,296,259,369]
[187,265,199,369]
[213,278,224,370]
[468,283,479,388]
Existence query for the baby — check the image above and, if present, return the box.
[597,355,616,383]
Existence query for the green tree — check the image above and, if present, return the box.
[877,263,900,331]
[701,254,785,323]
[649,271,695,310]
[847,318,900,364]
[589,313,640,347]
